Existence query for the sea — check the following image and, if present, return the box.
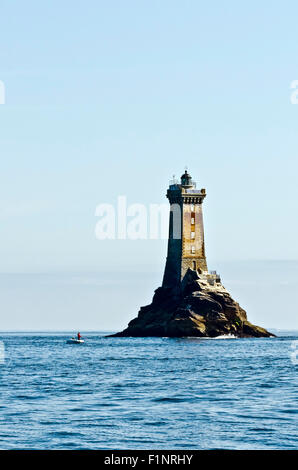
[0,332,297,450]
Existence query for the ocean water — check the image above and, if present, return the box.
[0,332,297,450]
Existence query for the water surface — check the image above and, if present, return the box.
[0,333,297,449]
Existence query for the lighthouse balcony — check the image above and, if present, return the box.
[168,185,207,196]
[168,179,198,190]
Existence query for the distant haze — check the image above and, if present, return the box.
[0,260,297,331]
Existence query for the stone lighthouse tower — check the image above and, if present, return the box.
[162,170,208,289]
[113,168,273,338]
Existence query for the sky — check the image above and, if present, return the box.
[0,1,297,330]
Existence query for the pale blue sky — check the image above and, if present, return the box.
[0,1,297,329]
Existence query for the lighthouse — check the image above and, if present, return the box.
[112,168,273,338]
[162,170,208,289]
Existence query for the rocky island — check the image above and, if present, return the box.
[112,170,274,338]
[113,269,273,337]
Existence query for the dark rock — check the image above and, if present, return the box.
[111,270,275,338]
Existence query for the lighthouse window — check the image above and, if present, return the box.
[191,246,195,254]
[191,232,195,239]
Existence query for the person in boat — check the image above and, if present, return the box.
[77,332,81,340]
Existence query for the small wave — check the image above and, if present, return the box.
[152,397,186,403]
[15,395,42,400]
[49,431,83,437]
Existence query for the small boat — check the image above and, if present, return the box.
[66,338,85,344]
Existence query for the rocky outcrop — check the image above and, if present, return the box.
[112,269,274,338]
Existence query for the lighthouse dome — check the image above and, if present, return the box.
[181,170,193,187]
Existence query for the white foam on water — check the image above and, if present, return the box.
[183,334,238,340]
[212,334,238,340]
[194,334,238,340]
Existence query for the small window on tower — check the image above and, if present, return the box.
[191,217,195,225]
[191,246,195,254]
[191,232,195,239]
